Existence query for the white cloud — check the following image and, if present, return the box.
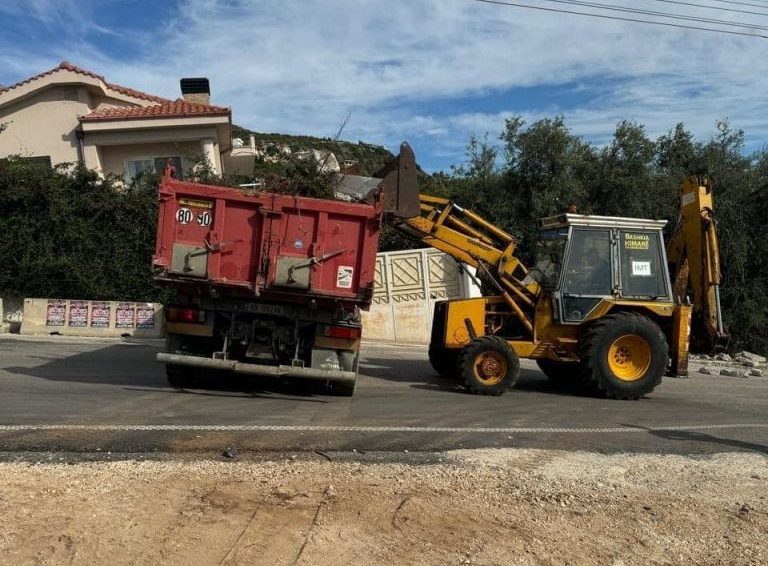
[2,0,768,168]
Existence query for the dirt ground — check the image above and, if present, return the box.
[0,449,766,566]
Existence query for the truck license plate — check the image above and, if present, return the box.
[245,303,287,316]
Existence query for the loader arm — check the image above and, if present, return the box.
[666,176,729,353]
[394,195,540,334]
[375,143,539,336]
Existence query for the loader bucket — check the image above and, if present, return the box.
[375,142,420,219]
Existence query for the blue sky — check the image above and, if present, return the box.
[2,0,767,172]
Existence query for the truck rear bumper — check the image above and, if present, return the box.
[156,352,356,384]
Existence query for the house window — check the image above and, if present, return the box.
[20,156,53,170]
[126,159,155,182]
[154,156,183,178]
[125,156,184,182]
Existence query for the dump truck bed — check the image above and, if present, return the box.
[152,174,383,308]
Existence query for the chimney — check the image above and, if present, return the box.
[180,77,210,105]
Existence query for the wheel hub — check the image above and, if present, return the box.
[608,334,652,382]
[473,352,507,385]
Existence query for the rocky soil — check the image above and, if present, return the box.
[689,350,766,379]
[0,449,766,565]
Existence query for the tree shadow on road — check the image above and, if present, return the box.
[4,343,330,401]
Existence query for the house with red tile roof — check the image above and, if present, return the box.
[0,62,234,180]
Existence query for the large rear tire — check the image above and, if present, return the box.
[578,312,668,400]
[428,343,460,379]
[460,336,520,396]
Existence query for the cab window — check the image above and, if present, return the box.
[562,229,612,296]
[530,228,568,289]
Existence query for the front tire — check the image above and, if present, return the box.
[460,336,520,396]
[578,312,668,400]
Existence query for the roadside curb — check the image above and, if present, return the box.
[0,333,164,346]
[362,340,426,350]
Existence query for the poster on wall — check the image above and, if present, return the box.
[136,304,155,329]
[115,303,135,328]
[68,301,89,327]
[90,302,111,328]
[45,299,66,326]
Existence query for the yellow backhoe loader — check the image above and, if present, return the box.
[363,142,728,399]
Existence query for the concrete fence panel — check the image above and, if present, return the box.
[361,249,479,344]
[20,298,164,338]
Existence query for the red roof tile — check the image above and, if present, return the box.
[0,61,171,103]
[79,99,230,122]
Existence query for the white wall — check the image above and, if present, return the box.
[361,248,480,344]
[0,86,91,164]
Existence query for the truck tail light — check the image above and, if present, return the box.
[324,325,361,339]
[166,307,206,324]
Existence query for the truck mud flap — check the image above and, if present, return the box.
[156,353,356,384]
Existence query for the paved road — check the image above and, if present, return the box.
[0,335,766,455]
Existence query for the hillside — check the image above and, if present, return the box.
[231,125,395,178]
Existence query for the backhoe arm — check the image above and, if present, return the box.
[666,176,729,352]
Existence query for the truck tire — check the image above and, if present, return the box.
[536,359,579,387]
[326,378,356,397]
[166,364,199,389]
[578,312,668,400]
[428,343,460,379]
[460,336,520,396]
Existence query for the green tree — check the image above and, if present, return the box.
[590,121,661,218]
[496,116,595,254]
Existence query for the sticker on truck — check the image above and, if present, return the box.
[196,211,212,227]
[320,354,341,371]
[176,208,193,224]
[176,208,212,227]
[179,198,213,210]
[336,266,354,289]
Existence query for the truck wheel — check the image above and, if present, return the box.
[578,312,668,400]
[166,364,198,389]
[428,343,460,379]
[536,359,578,387]
[326,378,356,397]
[460,336,520,396]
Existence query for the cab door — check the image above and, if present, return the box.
[557,228,613,323]
[616,230,671,300]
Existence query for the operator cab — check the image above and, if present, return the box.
[530,214,672,323]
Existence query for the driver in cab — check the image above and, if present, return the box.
[569,247,611,295]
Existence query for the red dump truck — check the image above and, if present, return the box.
[151,150,417,395]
